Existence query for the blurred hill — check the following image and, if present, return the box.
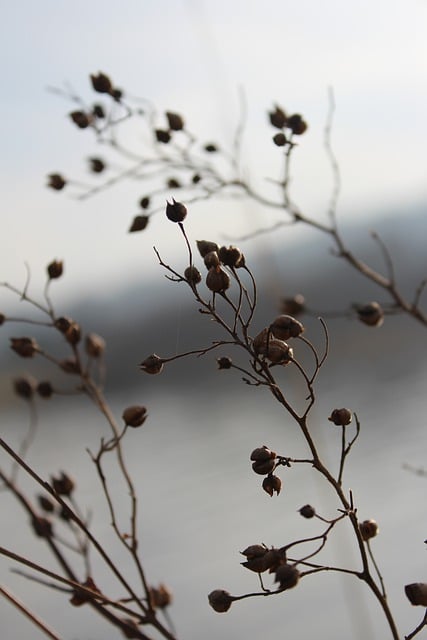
[1,202,426,405]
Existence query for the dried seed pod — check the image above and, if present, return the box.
[241,544,268,560]
[167,177,181,189]
[0,313,5,325]
[253,330,293,364]
[273,132,287,146]
[122,405,147,428]
[208,589,233,613]
[218,245,244,268]
[47,173,66,191]
[274,564,300,590]
[184,265,202,285]
[139,196,150,209]
[70,577,101,606]
[252,456,276,475]
[405,583,427,607]
[129,215,149,232]
[111,88,123,102]
[10,337,38,358]
[47,259,63,280]
[196,240,219,258]
[85,333,105,358]
[359,519,379,541]
[203,251,220,269]
[280,294,305,316]
[37,381,53,398]
[299,504,316,519]
[270,315,304,340]
[88,157,105,173]
[59,358,80,374]
[155,129,171,144]
[328,408,352,426]
[149,583,173,608]
[65,322,81,345]
[262,474,282,497]
[13,376,35,399]
[92,103,105,119]
[192,173,201,184]
[286,113,308,135]
[250,446,276,462]
[241,554,272,573]
[204,143,218,153]
[217,356,232,369]
[32,516,53,538]
[52,472,75,496]
[269,105,287,129]
[37,495,55,513]
[166,111,184,131]
[139,354,164,375]
[206,266,230,293]
[90,72,113,94]
[55,316,72,333]
[121,618,141,639]
[356,301,384,327]
[166,198,187,223]
[70,110,91,129]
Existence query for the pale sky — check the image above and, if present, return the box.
[1,0,427,297]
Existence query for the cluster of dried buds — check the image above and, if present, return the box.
[33,471,76,536]
[250,446,282,497]
[241,544,299,590]
[268,105,308,147]
[252,314,304,366]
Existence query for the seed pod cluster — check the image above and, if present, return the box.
[252,328,293,365]
[10,337,38,358]
[274,563,300,590]
[268,104,308,142]
[241,545,286,573]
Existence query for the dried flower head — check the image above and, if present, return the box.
[269,105,287,129]
[273,132,287,146]
[47,259,63,280]
[70,577,101,606]
[85,333,105,358]
[38,495,55,513]
[270,315,304,340]
[299,504,316,519]
[47,173,66,191]
[32,516,53,538]
[328,408,352,426]
[88,157,105,173]
[37,381,53,399]
[166,111,184,131]
[356,301,384,327]
[250,446,276,475]
[13,376,35,399]
[129,215,149,232]
[262,474,282,497]
[217,356,232,369]
[55,316,72,334]
[286,113,308,135]
[280,294,305,316]
[59,358,80,374]
[405,583,427,607]
[139,196,150,209]
[208,589,233,613]
[149,583,173,608]
[197,240,219,258]
[359,519,379,541]
[90,72,113,94]
[65,322,81,345]
[274,564,300,590]
[51,472,75,496]
[70,110,91,129]
[206,266,231,293]
[203,251,220,269]
[155,129,171,144]
[122,405,147,428]
[10,337,38,358]
[184,265,202,285]
[166,198,187,223]
[92,103,105,119]
[139,354,164,375]
[204,143,218,153]
[218,245,245,268]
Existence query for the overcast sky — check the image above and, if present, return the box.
[1,0,427,297]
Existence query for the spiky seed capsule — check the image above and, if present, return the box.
[275,564,300,590]
[217,356,232,369]
[89,157,105,173]
[47,173,66,190]
[204,251,220,269]
[10,337,38,358]
[218,245,244,268]
[90,72,113,94]
[196,240,219,258]
[37,381,53,398]
[13,377,35,399]
[184,265,202,285]
[405,583,427,607]
[166,198,187,223]
[47,260,63,280]
[139,354,164,375]
[270,315,304,340]
[299,504,316,518]
[208,590,233,613]
[166,111,184,131]
[269,105,287,129]
[328,408,352,426]
[206,266,230,293]
[85,333,105,358]
[287,113,308,135]
[52,472,75,496]
[129,215,149,232]
[262,474,282,497]
[155,129,171,144]
[359,519,379,541]
[70,110,91,129]
[122,405,147,428]
[356,301,384,327]
[273,132,287,146]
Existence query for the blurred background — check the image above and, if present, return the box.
[1,1,427,639]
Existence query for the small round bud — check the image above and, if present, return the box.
[359,519,379,541]
[206,266,230,293]
[88,157,105,173]
[129,215,149,232]
[122,405,147,428]
[37,381,54,399]
[47,259,63,280]
[51,472,75,496]
[166,111,184,131]
[299,504,316,519]
[149,583,173,609]
[270,315,304,340]
[55,316,72,333]
[262,474,282,497]
[204,143,218,153]
[218,245,244,268]
[155,129,171,144]
[217,356,232,370]
[10,337,38,358]
[273,132,287,146]
[166,198,187,223]
[139,354,164,375]
[274,564,300,590]
[208,589,233,613]
[65,322,81,345]
[121,618,141,639]
[286,113,308,135]
[47,173,66,191]
[70,110,91,129]
[356,302,384,327]
[92,103,105,119]
[192,173,201,184]
[32,516,53,538]
[184,265,202,285]
[37,495,55,513]
[204,251,220,269]
[405,583,427,607]
[13,376,35,399]
[139,196,150,209]
[85,333,105,358]
[252,329,293,364]
[269,105,287,129]
[167,177,181,189]
[328,408,352,426]
[196,240,219,258]
[250,446,276,475]
[111,87,123,102]
[70,577,100,607]
[59,358,80,374]
[90,72,113,94]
